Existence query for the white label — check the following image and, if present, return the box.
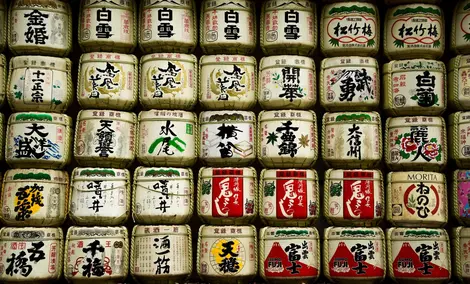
[202,10,254,46]
[11,9,68,50]
[263,9,315,47]
[80,8,133,44]
[141,7,194,44]
[70,180,127,219]
[387,15,442,51]
[133,234,190,276]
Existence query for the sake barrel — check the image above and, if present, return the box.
[324,227,385,284]
[200,0,256,55]
[140,53,197,110]
[7,55,72,113]
[383,59,446,116]
[387,228,450,283]
[320,56,379,111]
[197,225,257,283]
[8,0,72,56]
[79,0,137,53]
[6,112,72,169]
[452,226,470,283]
[69,167,130,226]
[1,169,68,227]
[258,110,318,168]
[449,55,470,110]
[199,111,256,166]
[77,52,138,111]
[384,4,444,60]
[0,227,63,282]
[320,2,379,57]
[130,225,192,283]
[64,226,129,283]
[198,167,257,225]
[323,112,382,168]
[259,169,319,227]
[199,55,257,110]
[387,171,447,228]
[259,55,316,110]
[259,227,320,283]
[139,0,197,54]
[137,110,197,167]
[451,0,470,55]
[452,170,470,226]
[324,169,384,227]
[261,0,317,56]
[74,110,136,168]
[385,116,447,171]
[133,167,193,225]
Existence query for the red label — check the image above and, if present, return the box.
[393,242,449,278]
[329,241,384,277]
[264,241,318,278]
[343,171,375,219]
[212,169,244,217]
[276,170,307,219]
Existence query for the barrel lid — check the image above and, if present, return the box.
[10,55,70,71]
[4,168,68,184]
[386,3,442,16]
[0,227,63,241]
[139,110,196,122]
[387,228,448,241]
[259,110,316,122]
[8,112,72,126]
[83,0,134,9]
[326,227,384,240]
[322,57,378,69]
[260,227,318,240]
[260,55,315,70]
[144,0,193,8]
[72,168,129,181]
[67,226,128,239]
[264,0,314,11]
[200,55,256,66]
[199,225,256,237]
[326,169,381,181]
[382,59,445,74]
[202,0,253,11]
[324,112,380,125]
[200,111,255,124]
[135,167,192,181]
[78,109,136,123]
[141,53,196,64]
[387,116,444,128]
[12,0,70,12]
[80,52,136,64]
[199,167,256,179]
[133,225,190,237]
[456,170,470,181]
[388,171,445,184]
[261,168,317,180]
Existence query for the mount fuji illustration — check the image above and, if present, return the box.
[328,242,384,277]
[264,242,318,277]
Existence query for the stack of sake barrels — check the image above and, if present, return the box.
[450,1,470,282]
[195,0,258,282]
[65,0,138,282]
[0,0,73,282]
[254,1,321,283]
[318,2,386,283]
[382,0,451,282]
[132,1,197,283]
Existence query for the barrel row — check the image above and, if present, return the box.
[0,225,465,283]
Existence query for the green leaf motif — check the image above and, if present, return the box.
[329,38,340,47]
[272,73,280,81]
[13,84,17,90]
[14,91,22,99]
[328,5,376,15]
[430,138,437,143]
[433,40,441,48]
[407,194,416,208]
[52,98,62,105]
[400,151,411,159]
[410,95,419,101]
[464,33,470,42]
[396,134,403,145]
[264,182,275,197]
[367,39,375,47]
[202,180,211,195]
[393,6,441,17]
[267,132,278,146]
[330,182,342,197]
[464,2,470,10]
[394,39,405,48]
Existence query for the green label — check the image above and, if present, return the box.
[186,123,193,135]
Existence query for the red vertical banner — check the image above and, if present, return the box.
[276,170,307,219]
[342,171,375,219]
[212,169,244,217]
